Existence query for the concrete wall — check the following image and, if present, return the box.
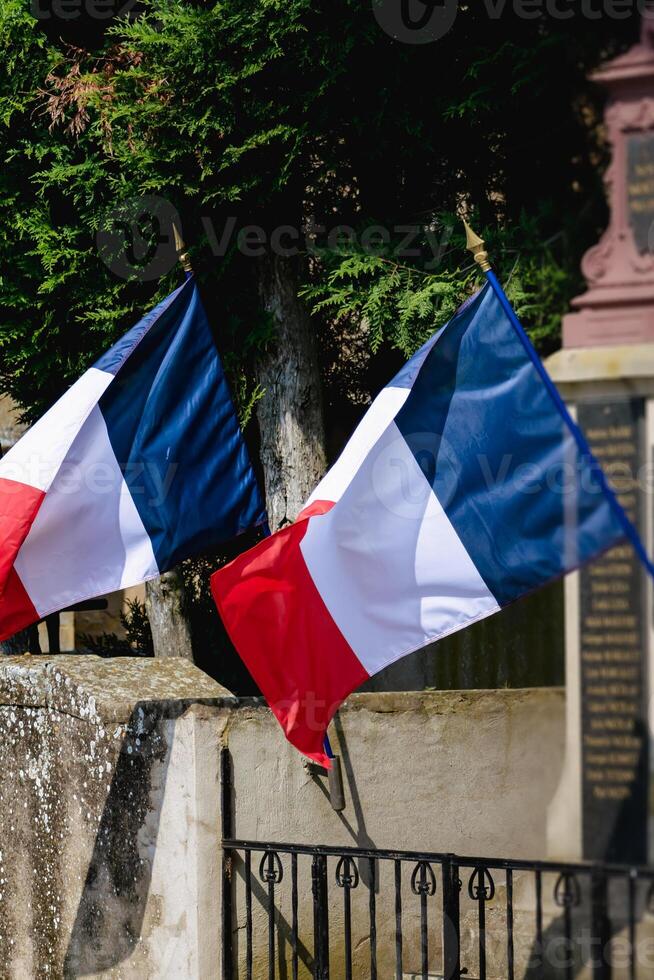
[0,656,565,979]
[227,688,565,858]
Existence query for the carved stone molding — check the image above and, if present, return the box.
[606,97,654,135]
[580,234,614,285]
[563,31,654,347]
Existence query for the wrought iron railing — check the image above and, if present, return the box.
[222,837,654,980]
[220,757,654,979]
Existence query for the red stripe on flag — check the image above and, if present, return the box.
[0,477,44,640]
[0,477,44,594]
[211,503,369,767]
[296,499,335,521]
[0,566,39,640]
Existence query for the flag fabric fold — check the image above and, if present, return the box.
[212,280,630,767]
[0,277,265,639]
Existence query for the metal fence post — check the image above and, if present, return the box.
[442,855,461,980]
[591,869,611,980]
[312,853,330,980]
[221,748,234,980]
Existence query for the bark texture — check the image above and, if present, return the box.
[255,253,327,531]
[145,570,193,660]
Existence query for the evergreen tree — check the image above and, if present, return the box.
[0,0,639,679]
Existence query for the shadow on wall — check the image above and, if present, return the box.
[227,719,380,976]
[524,732,649,979]
[333,714,377,891]
[231,851,316,979]
[301,714,378,889]
[63,704,173,976]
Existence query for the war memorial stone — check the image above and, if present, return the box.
[549,21,654,863]
[627,131,654,255]
[577,399,648,863]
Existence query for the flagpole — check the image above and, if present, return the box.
[463,219,654,581]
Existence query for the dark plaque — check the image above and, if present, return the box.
[627,132,654,254]
[578,399,648,864]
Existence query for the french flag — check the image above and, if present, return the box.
[0,277,265,640]
[212,278,637,767]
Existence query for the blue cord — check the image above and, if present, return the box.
[323,734,335,760]
[485,269,654,582]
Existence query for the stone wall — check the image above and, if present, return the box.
[227,687,565,858]
[0,656,227,979]
[0,656,565,978]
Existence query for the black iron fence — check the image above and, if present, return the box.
[222,837,654,980]
[221,760,654,979]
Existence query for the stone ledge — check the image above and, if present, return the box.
[336,686,564,715]
[545,342,654,384]
[0,655,234,725]
[0,655,566,729]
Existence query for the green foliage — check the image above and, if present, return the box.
[302,213,581,358]
[77,597,154,657]
[0,2,635,422]
[122,596,155,656]
[0,10,178,421]
[178,530,266,692]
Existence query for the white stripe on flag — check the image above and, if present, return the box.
[0,368,114,492]
[300,420,499,675]
[305,386,410,509]
[14,405,158,616]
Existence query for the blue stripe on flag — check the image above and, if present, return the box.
[388,333,442,390]
[93,281,188,377]
[387,291,483,390]
[98,279,266,571]
[394,282,624,606]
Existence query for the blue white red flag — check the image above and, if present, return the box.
[212,277,641,767]
[0,277,266,639]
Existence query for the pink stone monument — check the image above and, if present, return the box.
[563,15,654,347]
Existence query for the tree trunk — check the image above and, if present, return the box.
[255,253,327,530]
[145,569,193,660]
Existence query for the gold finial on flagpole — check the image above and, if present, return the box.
[173,219,193,274]
[463,219,492,273]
